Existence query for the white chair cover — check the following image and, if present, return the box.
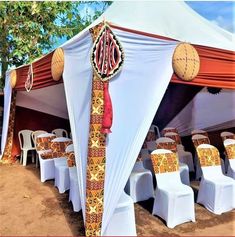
[125,161,154,203]
[196,144,235,214]
[52,137,72,193]
[151,149,195,228]
[224,139,235,179]
[36,133,56,182]
[103,191,137,236]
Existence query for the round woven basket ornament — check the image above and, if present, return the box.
[172,43,200,81]
[10,69,17,88]
[51,48,64,81]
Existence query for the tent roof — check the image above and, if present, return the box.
[64,1,235,51]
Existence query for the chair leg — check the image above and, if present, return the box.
[36,153,39,168]
[32,151,35,163]
[20,151,23,164]
[22,150,28,166]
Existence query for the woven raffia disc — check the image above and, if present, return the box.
[172,43,200,81]
[51,48,64,81]
[10,69,17,88]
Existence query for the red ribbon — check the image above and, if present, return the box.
[101,81,113,134]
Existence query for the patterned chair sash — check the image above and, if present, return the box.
[36,135,56,151]
[191,130,208,137]
[151,152,179,174]
[162,127,178,136]
[196,146,221,167]
[40,151,67,160]
[66,151,76,167]
[222,134,235,141]
[225,144,235,159]
[192,137,210,148]
[156,142,177,153]
[142,130,157,149]
[164,133,181,145]
[51,140,73,153]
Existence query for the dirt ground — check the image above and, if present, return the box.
[0,163,234,236]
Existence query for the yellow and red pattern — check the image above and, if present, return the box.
[225,144,235,159]
[165,133,182,145]
[86,24,106,237]
[151,152,179,174]
[142,130,156,149]
[192,137,210,148]
[222,134,235,141]
[156,142,177,153]
[197,147,221,166]
[36,135,56,151]
[1,91,17,163]
[40,151,67,159]
[66,151,76,167]
[51,141,73,152]
[162,127,178,136]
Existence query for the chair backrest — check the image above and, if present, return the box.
[164,132,181,145]
[224,139,235,160]
[192,134,210,148]
[162,127,178,136]
[142,128,157,149]
[31,130,47,146]
[18,129,34,149]
[220,131,235,141]
[51,137,72,153]
[156,137,177,153]
[36,133,56,152]
[191,129,208,136]
[65,144,76,167]
[196,144,221,167]
[52,128,68,138]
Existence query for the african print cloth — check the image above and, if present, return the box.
[222,134,235,141]
[164,133,181,145]
[225,144,235,159]
[36,135,56,151]
[156,142,177,153]
[151,152,179,174]
[196,147,221,166]
[192,137,210,148]
[142,130,157,149]
[66,151,76,167]
[162,127,178,136]
[1,91,17,163]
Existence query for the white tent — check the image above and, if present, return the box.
[1,1,234,235]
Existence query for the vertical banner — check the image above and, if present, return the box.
[86,23,124,236]
[1,91,17,163]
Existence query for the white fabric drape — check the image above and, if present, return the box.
[62,28,177,233]
[0,72,12,158]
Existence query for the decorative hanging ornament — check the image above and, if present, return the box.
[25,64,34,92]
[91,22,124,134]
[207,87,222,95]
[51,48,64,81]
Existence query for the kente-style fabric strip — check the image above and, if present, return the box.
[162,128,178,135]
[40,151,67,159]
[1,91,17,163]
[66,151,76,167]
[222,134,235,141]
[51,141,73,152]
[193,137,210,148]
[142,130,156,149]
[156,142,177,153]
[151,152,179,174]
[165,133,182,145]
[225,144,235,159]
[196,147,221,166]
[36,135,56,151]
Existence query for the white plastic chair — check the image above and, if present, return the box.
[125,161,154,203]
[151,149,195,228]
[165,132,194,172]
[224,139,235,179]
[36,133,56,182]
[103,191,137,236]
[18,129,36,166]
[156,137,190,185]
[52,128,68,138]
[191,129,208,136]
[162,127,178,136]
[52,137,72,193]
[31,130,47,168]
[196,144,235,214]
[221,131,235,142]
[65,144,81,212]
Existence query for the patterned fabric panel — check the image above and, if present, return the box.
[156,142,177,153]
[151,153,179,174]
[162,128,178,135]
[197,147,221,166]
[142,130,156,149]
[51,141,73,153]
[193,137,210,148]
[165,133,181,145]
[225,144,235,159]
[136,152,142,162]
[66,151,76,167]
[222,135,235,141]
[40,151,67,159]
[36,135,56,151]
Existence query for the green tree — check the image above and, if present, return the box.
[0,1,110,88]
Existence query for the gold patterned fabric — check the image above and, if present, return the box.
[225,144,235,159]
[36,135,56,151]
[162,128,178,136]
[142,130,156,149]
[222,135,235,141]
[51,141,73,152]
[66,151,76,167]
[86,24,106,237]
[1,91,17,163]
[165,133,181,145]
[156,142,177,153]
[193,137,210,148]
[40,151,67,160]
[151,152,179,174]
[196,147,221,167]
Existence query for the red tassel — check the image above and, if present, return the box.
[101,81,113,134]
